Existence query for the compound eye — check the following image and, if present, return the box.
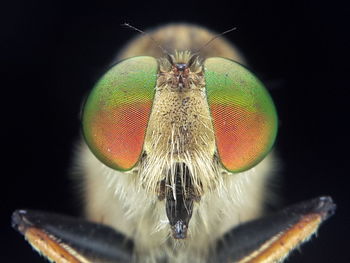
[82,56,158,171]
[204,57,278,172]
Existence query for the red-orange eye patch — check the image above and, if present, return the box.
[82,56,158,171]
[204,57,278,172]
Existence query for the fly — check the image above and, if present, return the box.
[12,23,335,263]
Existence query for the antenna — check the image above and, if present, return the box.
[122,23,171,58]
[193,26,237,54]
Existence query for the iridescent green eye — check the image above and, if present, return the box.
[82,56,158,171]
[204,57,278,172]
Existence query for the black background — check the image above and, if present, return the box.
[2,0,349,262]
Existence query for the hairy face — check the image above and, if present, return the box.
[82,47,277,239]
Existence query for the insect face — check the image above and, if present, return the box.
[82,48,277,239]
[12,24,335,263]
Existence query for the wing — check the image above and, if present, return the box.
[211,196,336,263]
[11,210,134,263]
[12,196,335,263]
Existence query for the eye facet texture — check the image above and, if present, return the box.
[204,57,278,172]
[82,56,158,171]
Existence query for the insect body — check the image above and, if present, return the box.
[12,24,335,263]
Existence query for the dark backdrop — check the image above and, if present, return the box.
[2,0,349,262]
